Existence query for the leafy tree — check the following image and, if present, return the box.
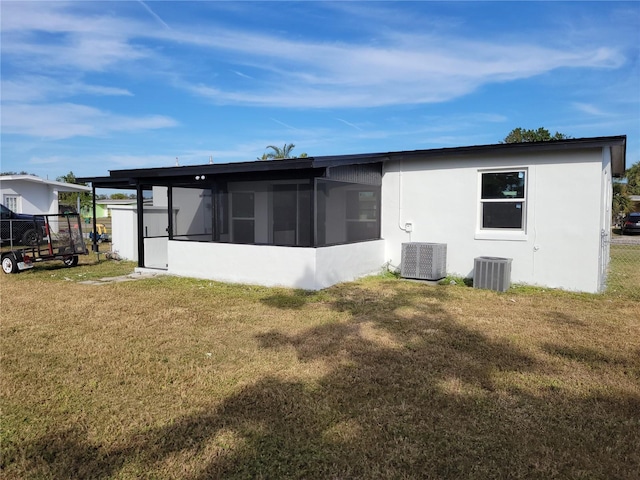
[258,143,307,160]
[56,171,91,211]
[610,162,639,226]
[502,127,570,143]
[624,161,640,195]
[109,193,136,200]
[57,171,79,184]
[1,171,36,175]
[612,182,632,225]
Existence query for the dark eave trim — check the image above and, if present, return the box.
[78,135,626,185]
[107,157,315,179]
[76,176,139,189]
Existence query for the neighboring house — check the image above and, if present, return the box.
[81,202,108,219]
[0,175,90,215]
[80,198,144,219]
[79,136,626,293]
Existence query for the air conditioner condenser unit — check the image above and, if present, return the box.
[473,256,512,292]
[400,242,447,281]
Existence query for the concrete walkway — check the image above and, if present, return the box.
[78,271,161,285]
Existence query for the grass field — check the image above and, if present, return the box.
[607,243,640,299]
[1,249,639,479]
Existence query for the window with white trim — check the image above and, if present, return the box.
[3,195,19,213]
[480,170,526,230]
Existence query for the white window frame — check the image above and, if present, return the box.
[3,195,20,213]
[476,168,527,241]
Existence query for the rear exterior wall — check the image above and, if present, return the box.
[381,148,607,293]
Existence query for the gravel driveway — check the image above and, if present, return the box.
[611,234,640,245]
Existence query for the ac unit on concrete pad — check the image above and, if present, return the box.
[473,257,512,292]
[400,243,447,281]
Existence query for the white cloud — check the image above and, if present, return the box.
[27,155,67,166]
[1,76,132,103]
[3,33,151,72]
[232,70,254,80]
[2,103,177,139]
[176,29,624,108]
[104,154,179,169]
[0,0,634,158]
[23,153,177,178]
[138,1,171,31]
[1,2,154,72]
[1,2,628,110]
[573,102,614,117]
[269,118,302,132]
[337,119,364,131]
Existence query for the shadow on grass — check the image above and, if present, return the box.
[260,289,319,309]
[543,311,588,327]
[11,282,640,479]
[541,343,630,367]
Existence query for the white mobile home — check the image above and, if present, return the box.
[80,136,626,293]
[0,175,90,215]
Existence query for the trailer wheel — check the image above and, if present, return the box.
[63,255,79,267]
[2,255,18,274]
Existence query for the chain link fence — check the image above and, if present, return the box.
[606,233,640,299]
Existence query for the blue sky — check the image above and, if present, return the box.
[1,1,639,180]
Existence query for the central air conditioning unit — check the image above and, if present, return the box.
[400,242,447,281]
[473,256,512,292]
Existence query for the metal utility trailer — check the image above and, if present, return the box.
[1,214,88,274]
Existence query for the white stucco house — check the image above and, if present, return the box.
[80,136,626,293]
[0,175,91,215]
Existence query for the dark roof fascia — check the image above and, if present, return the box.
[80,135,626,184]
[303,135,627,168]
[377,135,626,177]
[76,176,140,189]
[312,153,390,168]
[107,157,315,179]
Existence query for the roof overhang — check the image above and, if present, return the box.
[0,175,92,192]
[78,135,628,186]
[610,143,626,177]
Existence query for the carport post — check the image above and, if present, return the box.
[167,185,173,240]
[92,185,98,253]
[136,183,144,268]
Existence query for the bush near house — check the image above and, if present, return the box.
[0,250,638,479]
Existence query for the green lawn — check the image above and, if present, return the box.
[1,252,639,479]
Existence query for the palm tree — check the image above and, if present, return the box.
[262,144,296,160]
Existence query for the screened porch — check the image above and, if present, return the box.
[161,163,382,248]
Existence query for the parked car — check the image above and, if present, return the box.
[0,203,45,246]
[621,212,640,235]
